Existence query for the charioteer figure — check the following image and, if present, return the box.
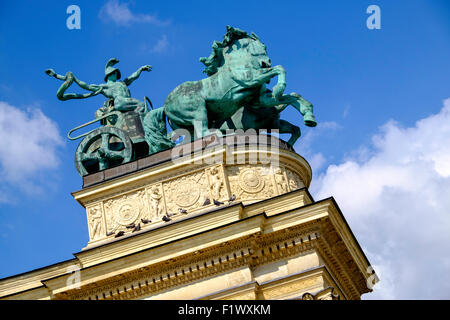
[45,58,159,176]
[45,58,152,119]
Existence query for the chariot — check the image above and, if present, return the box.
[68,106,149,176]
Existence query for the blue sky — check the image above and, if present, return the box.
[0,0,449,299]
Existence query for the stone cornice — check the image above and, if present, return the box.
[0,259,79,299]
[55,226,325,300]
[1,191,375,300]
[52,202,367,300]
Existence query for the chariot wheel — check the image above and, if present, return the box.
[75,126,133,176]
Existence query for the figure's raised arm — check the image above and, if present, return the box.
[124,65,152,86]
[46,69,99,90]
[73,77,103,93]
[45,69,103,101]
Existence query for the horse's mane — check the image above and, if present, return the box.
[200,26,259,76]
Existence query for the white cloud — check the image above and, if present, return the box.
[294,121,341,173]
[343,104,350,119]
[311,98,450,299]
[295,121,341,152]
[0,101,64,201]
[150,35,169,53]
[99,0,170,26]
[308,153,326,173]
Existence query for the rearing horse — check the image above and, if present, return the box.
[144,26,316,149]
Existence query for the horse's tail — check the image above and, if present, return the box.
[142,107,175,154]
[144,96,153,113]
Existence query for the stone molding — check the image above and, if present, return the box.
[77,144,310,247]
[55,227,325,300]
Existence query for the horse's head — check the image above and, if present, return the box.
[200,26,271,76]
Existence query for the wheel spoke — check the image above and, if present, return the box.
[76,126,133,176]
[107,150,125,160]
[80,152,98,162]
[101,133,109,151]
[99,159,107,171]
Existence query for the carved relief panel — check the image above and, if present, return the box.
[86,161,308,243]
[162,169,210,214]
[227,164,276,202]
[103,189,147,235]
[87,204,104,241]
[272,167,289,195]
[207,165,228,201]
[145,183,166,221]
[285,167,305,191]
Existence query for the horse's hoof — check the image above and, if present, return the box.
[305,120,317,127]
[304,114,317,127]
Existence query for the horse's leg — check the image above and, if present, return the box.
[237,66,285,98]
[170,99,209,140]
[271,65,286,99]
[274,93,317,127]
[254,65,287,99]
[167,120,195,145]
[164,84,210,140]
[290,93,316,127]
[193,102,210,139]
[278,119,301,146]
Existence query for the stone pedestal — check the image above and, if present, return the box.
[76,135,310,249]
[0,136,376,300]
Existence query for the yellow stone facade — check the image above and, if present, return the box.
[0,137,376,300]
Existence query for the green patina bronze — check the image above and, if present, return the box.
[143,26,316,148]
[46,26,317,176]
[45,58,162,176]
[45,58,152,117]
[216,92,315,146]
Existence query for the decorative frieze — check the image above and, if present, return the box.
[84,161,309,245]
